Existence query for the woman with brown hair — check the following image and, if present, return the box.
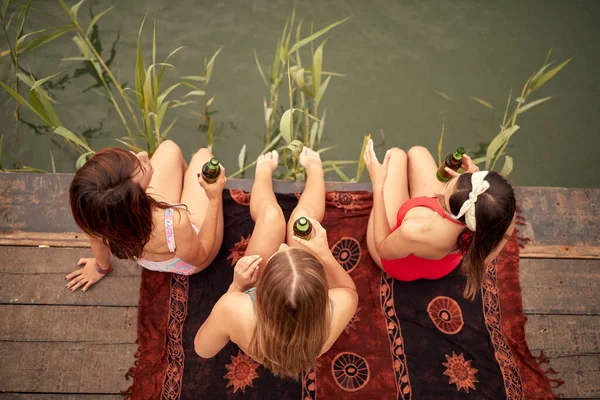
[364,139,516,299]
[65,140,225,292]
[194,147,358,378]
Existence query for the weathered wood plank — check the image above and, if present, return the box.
[0,273,140,307]
[0,305,137,343]
[0,174,78,233]
[0,232,89,248]
[0,342,136,393]
[516,186,600,248]
[525,315,600,357]
[519,259,600,315]
[520,245,600,259]
[541,355,600,399]
[0,395,123,400]
[0,247,138,276]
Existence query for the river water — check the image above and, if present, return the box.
[1,0,599,187]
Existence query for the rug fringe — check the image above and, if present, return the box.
[120,347,142,398]
[534,350,565,398]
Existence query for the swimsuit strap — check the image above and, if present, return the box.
[164,208,176,252]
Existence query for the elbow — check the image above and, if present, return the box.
[194,339,214,359]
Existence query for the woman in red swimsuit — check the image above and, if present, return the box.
[363,139,516,299]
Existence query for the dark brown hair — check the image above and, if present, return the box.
[69,147,168,259]
[250,248,331,379]
[450,172,516,299]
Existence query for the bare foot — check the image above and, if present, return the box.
[256,150,279,175]
[299,147,322,173]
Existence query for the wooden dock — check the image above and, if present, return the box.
[0,174,598,399]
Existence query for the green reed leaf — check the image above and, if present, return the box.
[355,134,371,182]
[437,120,445,165]
[280,109,294,144]
[330,164,351,182]
[238,144,247,171]
[69,0,84,19]
[517,96,552,114]
[85,5,114,37]
[0,81,50,125]
[205,46,222,84]
[75,151,94,169]
[528,58,572,93]
[499,155,513,176]
[289,17,348,54]
[315,75,331,104]
[17,24,75,54]
[471,96,494,110]
[55,126,92,152]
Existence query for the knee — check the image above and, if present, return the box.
[158,140,183,159]
[388,147,407,162]
[407,146,431,160]
[191,147,214,163]
[259,203,284,225]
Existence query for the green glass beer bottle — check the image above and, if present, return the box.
[201,158,221,184]
[293,217,313,240]
[436,147,465,182]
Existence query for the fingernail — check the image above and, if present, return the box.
[197,172,200,177]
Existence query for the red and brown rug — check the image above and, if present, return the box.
[124,190,555,399]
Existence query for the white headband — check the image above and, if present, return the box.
[452,171,490,231]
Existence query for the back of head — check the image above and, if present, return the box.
[250,247,330,378]
[69,148,153,259]
[450,171,516,299]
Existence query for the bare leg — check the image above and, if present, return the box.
[245,151,286,273]
[287,147,325,247]
[180,147,223,267]
[407,146,445,198]
[147,140,186,203]
[366,148,409,269]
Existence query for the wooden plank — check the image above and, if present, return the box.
[0,305,137,343]
[525,315,600,357]
[0,174,78,233]
[516,186,600,248]
[520,245,600,260]
[519,259,600,315]
[0,247,138,276]
[0,273,141,307]
[0,247,140,306]
[0,232,89,248]
[0,342,136,394]
[0,395,122,400]
[541,355,600,399]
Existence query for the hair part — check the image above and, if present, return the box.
[69,147,169,259]
[250,248,330,379]
[450,172,516,300]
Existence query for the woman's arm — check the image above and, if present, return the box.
[175,168,226,268]
[175,195,222,267]
[291,217,357,292]
[65,236,113,292]
[194,294,235,358]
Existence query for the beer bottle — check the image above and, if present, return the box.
[201,158,221,184]
[293,217,313,240]
[436,147,465,182]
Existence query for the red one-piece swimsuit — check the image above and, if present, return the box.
[380,197,467,281]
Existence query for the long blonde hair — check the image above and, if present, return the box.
[250,247,331,379]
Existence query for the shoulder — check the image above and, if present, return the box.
[328,287,358,318]
[397,218,434,243]
[214,292,253,322]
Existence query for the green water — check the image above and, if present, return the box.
[1,0,599,188]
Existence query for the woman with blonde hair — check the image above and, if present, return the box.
[194,147,358,378]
